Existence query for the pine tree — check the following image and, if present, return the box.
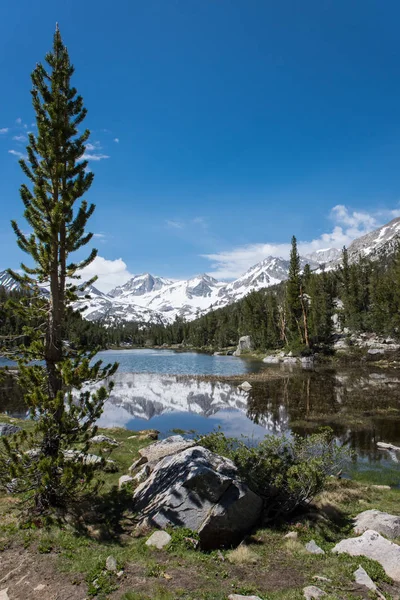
[286,235,303,342]
[1,27,117,513]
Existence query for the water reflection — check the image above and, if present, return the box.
[1,366,400,469]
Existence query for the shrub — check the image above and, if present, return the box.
[200,428,349,519]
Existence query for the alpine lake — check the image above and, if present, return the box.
[1,348,400,484]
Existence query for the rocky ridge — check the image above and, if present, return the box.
[2,216,400,325]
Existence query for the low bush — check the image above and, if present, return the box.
[200,428,349,519]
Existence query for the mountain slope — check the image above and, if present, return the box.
[3,216,400,325]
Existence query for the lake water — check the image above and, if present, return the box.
[1,349,400,479]
[94,349,264,376]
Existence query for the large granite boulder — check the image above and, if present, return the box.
[332,529,400,582]
[354,510,400,539]
[0,423,21,437]
[133,445,262,549]
[234,336,253,356]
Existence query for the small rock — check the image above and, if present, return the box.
[90,434,118,446]
[138,429,159,439]
[0,423,21,436]
[354,565,376,591]
[332,529,400,582]
[354,509,400,539]
[263,355,281,364]
[217,549,225,561]
[377,441,400,452]
[0,589,10,600]
[284,531,298,540]
[145,530,172,549]
[368,348,384,357]
[303,586,326,600]
[312,576,331,583]
[228,595,262,600]
[34,584,46,591]
[305,540,325,555]
[128,456,147,473]
[371,485,391,490]
[282,357,298,365]
[238,381,252,391]
[105,555,117,572]
[117,570,124,578]
[118,475,133,490]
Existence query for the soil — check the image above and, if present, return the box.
[0,543,306,600]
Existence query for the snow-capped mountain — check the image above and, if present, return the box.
[306,248,342,264]
[346,216,400,262]
[3,216,400,325]
[0,270,20,291]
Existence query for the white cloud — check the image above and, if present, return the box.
[0,128,8,134]
[81,153,110,161]
[8,149,26,159]
[12,135,27,142]
[114,138,119,143]
[15,118,22,124]
[78,256,133,292]
[166,219,184,229]
[202,204,394,280]
[85,141,102,151]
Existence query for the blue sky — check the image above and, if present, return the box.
[2,1,400,290]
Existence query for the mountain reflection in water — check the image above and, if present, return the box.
[1,367,400,469]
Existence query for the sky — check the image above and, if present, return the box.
[2,1,400,291]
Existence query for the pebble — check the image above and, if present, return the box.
[105,555,117,572]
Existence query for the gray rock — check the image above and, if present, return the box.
[354,509,400,539]
[63,450,117,471]
[234,336,253,356]
[354,565,376,592]
[303,586,326,600]
[263,355,281,364]
[138,435,195,464]
[105,555,117,572]
[301,356,315,369]
[118,475,133,490]
[305,540,325,555]
[133,446,262,550]
[368,348,384,357]
[228,596,262,600]
[238,381,252,391]
[282,357,298,365]
[377,441,400,452]
[145,530,171,549]
[128,456,147,473]
[284,531,298,540]
[90,434,119,446]
[312,576,331,583]
[0,590,9,600]
[0,423,21,437]
[332,529,400,582]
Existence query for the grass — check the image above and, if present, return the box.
[0,414,400,599]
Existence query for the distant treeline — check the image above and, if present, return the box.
[2,239,400,354]
[110,240,400,353]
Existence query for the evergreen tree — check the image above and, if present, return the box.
[1,27,117,512]
[286,236,303,342]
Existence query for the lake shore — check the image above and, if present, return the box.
[0,416,399,600]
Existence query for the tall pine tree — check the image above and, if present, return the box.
[286,235,303,343]
[1,27,117,512]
